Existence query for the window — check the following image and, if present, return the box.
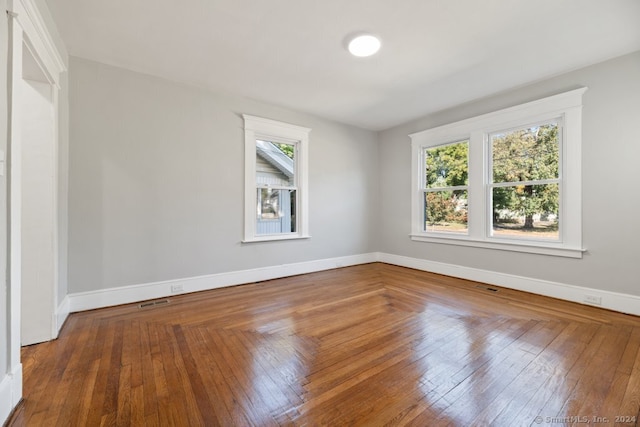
[410,88,586,258]
[243,115,310,242]
[423,140,469,234]
[490,122,559,240]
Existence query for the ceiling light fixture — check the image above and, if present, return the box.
[347,34,381,57]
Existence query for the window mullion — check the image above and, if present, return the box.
[257,184,297,190]
[424,185,468,192]
[467,130,485,240]
[491,178,560,188]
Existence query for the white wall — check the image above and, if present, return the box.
[378,51,640,297]
[68,57,379,293]
[68,52,640,301]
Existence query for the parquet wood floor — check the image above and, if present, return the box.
[7,263,640,426]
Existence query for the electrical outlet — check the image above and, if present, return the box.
[171,284,183,293]
[584,294,602,306]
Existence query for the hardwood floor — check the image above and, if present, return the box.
[8,263,640,426]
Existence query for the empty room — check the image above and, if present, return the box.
[2,0,640,425]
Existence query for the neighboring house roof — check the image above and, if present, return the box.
[256,140,294,179]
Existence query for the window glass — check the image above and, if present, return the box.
[255,140,297,235]
[425,141,469,188]
[256,140,295,187]
[491,184,558,240]
[257,189,296,233]
[490,123,559,241]
[423,141,468,234]
[424,190,468,233]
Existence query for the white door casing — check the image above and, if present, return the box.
[3,0,65,422]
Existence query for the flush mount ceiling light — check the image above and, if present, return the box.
[347,34,381,57]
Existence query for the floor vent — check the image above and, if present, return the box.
[475,285,499,293]
[139,299,170,308]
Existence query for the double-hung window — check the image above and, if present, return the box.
[243,115,310,242]
[422,140,469,234]
[410,88,586,258]
[489,121,560,240]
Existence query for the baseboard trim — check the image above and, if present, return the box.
[377,252,640,317]
[66,251,640,318]
[68,253,379,313]
[0,363,23,426]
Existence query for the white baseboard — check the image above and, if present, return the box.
[0,363,23,425]
[68,253,379,313]
[65,251,640,318]
[377,252,640,317]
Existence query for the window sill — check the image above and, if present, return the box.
[409,234,584,258]
[242,234,311,244]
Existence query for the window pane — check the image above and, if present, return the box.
[424,190,468,233]
[256,140,295,187]
[425,141,468,188]
[257,189,296,234]
[492,184,559,240]
[258,188,279,219]
[492,123,559,183]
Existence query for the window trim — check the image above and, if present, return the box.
[409,88,587,258]
[243,114,311,243]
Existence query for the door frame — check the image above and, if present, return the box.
[5,0,65,417]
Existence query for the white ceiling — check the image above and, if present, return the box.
[46,0,640,131]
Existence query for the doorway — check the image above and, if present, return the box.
[19,45,57,346]
[4,2,66,420]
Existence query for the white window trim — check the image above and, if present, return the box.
[409,88,587,258]
[243,114,311,243]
